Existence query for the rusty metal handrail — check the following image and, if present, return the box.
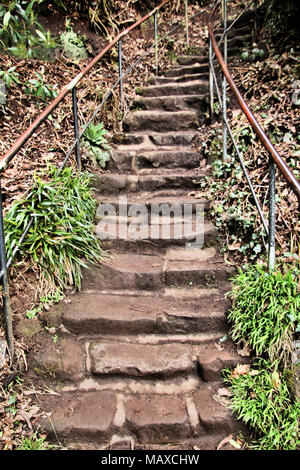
[208,0,300,200]
[0,0,177,359]
[0,0,172,170]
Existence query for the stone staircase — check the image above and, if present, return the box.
[30,22,253,450]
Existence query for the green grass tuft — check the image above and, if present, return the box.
[224,359,300,450]
[4,166,106,294]
[227,264,300,364]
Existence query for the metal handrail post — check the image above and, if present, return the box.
[71,86,81,171]
[222,0,227,161]
[268,158,276,271]
[118,39,123,107]
[154,12,158,74]
[185,0,189,49]
[0,178,14,359]
[209,38,214,119]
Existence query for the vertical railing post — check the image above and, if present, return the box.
[0,178,14,360]
[118,38,123,107]
[268,157,276,271]
[154,11,158,75]
[222,0,227,161]
[71,86,81,172]
[185,0,189,49]
[209,38,214,120]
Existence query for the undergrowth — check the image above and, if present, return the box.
[224,359,300,450]
[224,263,300,449]
[227,264,300,364]
[4,165,105,294]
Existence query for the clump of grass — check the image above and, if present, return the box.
[4,166,106,294]
[16,432,52,450]
[224,359,300,450]
[227,264,300,364]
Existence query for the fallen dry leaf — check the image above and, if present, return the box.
[217,434,233,450]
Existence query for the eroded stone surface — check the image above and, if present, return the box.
[90,342,196,378]
[32,338,85,383]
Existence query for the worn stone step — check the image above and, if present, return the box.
[109,148,202,171]
[94,170,205,194]
[95,220,217,253]
[95,192,210,217]
[123,110,199,133]
[82,249,233,291]
[215,24,252,37]
[112,131,197,147]
[90,342,197,379]
[165,254,235,287]
[138,80,209,97]
[192,383,241,435]
[177,49,241,65]
[60,291,228,336]
[213,34,251,49]
[197,347,249,382]
[161,63,209,78]
[150,72,209,85]
[36,384,240,444]
[177,55,208,66]
[133,94,207,114]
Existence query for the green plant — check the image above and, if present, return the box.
[60,20,87,60]
[224,359,300,450]
[227,264,300,363]
[26,290,64,319]
[0,1,55,58]
[82,122,111,168]
[4,166,106,293]
[0,65,20,88]
[16,432,50,450]
[35,28,58,49]
[24,68,58,102]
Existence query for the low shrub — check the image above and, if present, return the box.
[224,359,300,450]
[227,264,300,364]
[4,166,106,293]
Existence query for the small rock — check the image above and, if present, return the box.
[32,338,85,382]
[16,318,43,339]
[41,304,64,328]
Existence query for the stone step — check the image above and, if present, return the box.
[109,148,203,171]
[138,80,209,98]
[36,383,240,444]
[177,55,208,66]
[95,219,217,253]
[177,49,241,66]
[95,192,210,216]
[90,342,197,379]
[133,94,207,114]
[161,63,209,78]
[197,346,250,382]
[212,34,251,50]
[94,170,206,194]
[60,290,229,336]
[150,72,209,85]
[112,131,197,147]
[215,24,252,37]
[123,110,199,133]
[82,250,234,291]
[214,33,251,45]
[30,328,241,388]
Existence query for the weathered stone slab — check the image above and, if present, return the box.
[125,394,191,443]
[38,391,116,439]
[90,343,195,378]
[32,338,85,383]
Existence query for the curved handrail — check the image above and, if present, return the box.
[208,0,300,200]
[0,0,172,170]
